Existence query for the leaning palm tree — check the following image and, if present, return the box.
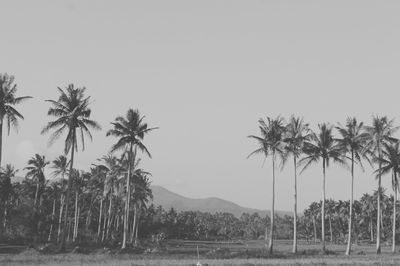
[41,85,101,251]
[0,73,32,166]
[282,116,310,253]
[336,117,370,255]
[248,116,285,253]
[374,142,400,253]
[24,154,49,207]
[299,123,345,252]
[364,116,398,254]
[106,108,156,249]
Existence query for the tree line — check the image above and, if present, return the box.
[248,115,399,255]
[0,73,156,251]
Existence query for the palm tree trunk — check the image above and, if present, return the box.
[97,198,103,239]
[322,159,326,252]
[60,133,76,252]
[75,206,80,241]
[393,174,397,254]
[48,199,56,242]
[377,149,382,254]
[122,144,133,249]
[3,199,7,229]
[293,156,298,254]
[34,182,39,207]
[370,219,374,242]
[0,118,3,167]
[134,214,139,246]
[313,217,317,243]
[268,150,275,254]
[58,194,64,242]
[73,191,79,242]
[131,205,137,243]
[329,216,333,243]
[102,201,107,242]
[106,192,113,240]
[346,151,354,255]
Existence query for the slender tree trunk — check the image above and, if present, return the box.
[60,133,76,252]
[102,200,107,242]
[3,199,7,229]
[377,148,382,254]
[58,194,64,242]
[370,219,374,242]
[134,214,139,246]
[293,156,298,253]
[48,199,56,242]
[346,151,355,255]
[329,216,333,243]
[75,206,80,241]
[131,205,137,243]
[106,192,113,240]
[393,174,397,254]
[322,159,326,252]
[268,151,276,254]
[97,199,103,239]
[34,182,39,207]
[73,191,79,242]
[122,144,133,249]
[313,218,317,243]
[0,118,3,167]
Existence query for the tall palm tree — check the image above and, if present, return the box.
[106,108,156,249]
[336,117,369,255]
[0,164,17,228]
[248,116,285,253]
[374,142,400,253]
[364,116,398,254]
[51,155,69,242]
[0,73,32,166]
[24,154,49,207]
[282,116,310,253]
[299,123,345,252]
[41,85,101,251]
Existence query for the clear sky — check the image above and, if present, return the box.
[1,0,400,212]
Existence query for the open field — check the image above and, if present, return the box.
[1,240,400,266]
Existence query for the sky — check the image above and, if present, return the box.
[1,0,400,212]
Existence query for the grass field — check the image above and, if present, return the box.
[1,240,400,266]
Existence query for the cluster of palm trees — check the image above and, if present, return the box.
[249,115,399,255]
[0,73,156,250]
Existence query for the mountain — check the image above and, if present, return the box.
[150,185,291,217]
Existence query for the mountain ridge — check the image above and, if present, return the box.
[150,185,291,217]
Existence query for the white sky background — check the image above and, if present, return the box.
[1,0,400,212]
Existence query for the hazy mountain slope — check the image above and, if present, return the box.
[151,185,291,217]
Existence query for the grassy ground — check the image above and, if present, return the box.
[1,240,400,265]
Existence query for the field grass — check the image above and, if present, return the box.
[1,240,400,265]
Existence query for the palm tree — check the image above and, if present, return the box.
[24,154,49,207]
[299,123,345,252]
[106,108,156,249]
[41,85,101,251]
[0,164,17,228]
[248,116,285,253]
[0,73,32,166]
[364,116,398,254]
[336,117,369,255]
[51,155,69,242]
[360,193,375,242]
[374,142,400,253]
[282,116,310,253]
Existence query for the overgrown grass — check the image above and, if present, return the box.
[1,240,400,265]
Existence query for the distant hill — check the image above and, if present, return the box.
[151,185,291,218]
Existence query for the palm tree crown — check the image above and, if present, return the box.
[0,73,32,134]
[41,85,101,153]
